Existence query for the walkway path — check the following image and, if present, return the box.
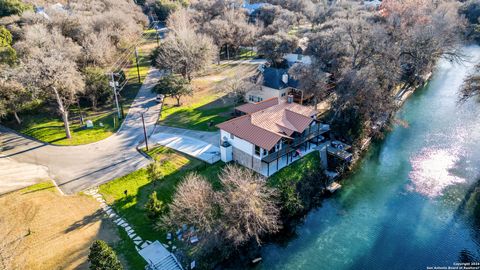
[84,188,150,248]
[0,68,163,194]
[84,188,184,269]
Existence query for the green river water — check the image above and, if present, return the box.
[257,46,480,270]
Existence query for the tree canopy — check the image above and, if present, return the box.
[153,74,193,106]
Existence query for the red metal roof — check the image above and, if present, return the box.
[235,97,280,114]
[218,99,317,150]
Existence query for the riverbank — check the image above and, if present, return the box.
[350,71,433,168]
[216,59,440,270]
[256,45,480,270]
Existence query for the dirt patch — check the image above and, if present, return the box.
[0,182,119,270]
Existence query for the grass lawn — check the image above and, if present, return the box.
[159,63,258,131]
[99,146,225,268]
[4,29,157,146]
[15,110,120,145]
[269,152,321,188]
[160,101,234,131]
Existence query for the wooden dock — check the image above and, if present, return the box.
[327,182,342,193]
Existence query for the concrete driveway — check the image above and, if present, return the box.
[150,130,220,164]
[153,125,220,145]
[0,68,163,194]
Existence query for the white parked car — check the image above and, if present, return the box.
[156,94,164,103]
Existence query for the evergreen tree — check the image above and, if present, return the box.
[146,160,164,187]
[145,191,166,220]
[88,240,123,270]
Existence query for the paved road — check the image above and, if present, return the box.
[0,68,163,194]
[0,156,50,194]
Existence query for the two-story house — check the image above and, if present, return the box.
[245,46,315,105]
[217,97,331,176]
[246,66,300,103]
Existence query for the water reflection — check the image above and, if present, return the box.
[258,46,480,270]
[408,147,465,198]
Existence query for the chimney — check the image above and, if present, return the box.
[287,95,294,103]
[282,73,288,84]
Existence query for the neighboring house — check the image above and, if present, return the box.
[284,39,312,66]
[242,0,267,16]
[35,3,67,20]
[246,66,300,103]
[217,97,332,176]
[246,43,316,104]
[364,0,382,10]
[284,53,312,65]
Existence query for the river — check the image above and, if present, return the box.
[256,46,480,270]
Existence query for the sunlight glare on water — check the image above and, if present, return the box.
[408,147,465,198]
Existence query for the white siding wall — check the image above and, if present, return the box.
[284,54,312,65]
[245,86,288,104]
[220,130,254,155]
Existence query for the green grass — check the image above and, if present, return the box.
[99,146,224,268]
[15,111,121,146]
[269,152,321,188]
[268,152,321,215]
[236,48,257,60]
[6,29,157,146]
[20,181,55,194]
[113,227,146,270]
[160,99,234,131]
[99,146,224,241]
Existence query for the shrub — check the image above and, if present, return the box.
[88,240,123,270]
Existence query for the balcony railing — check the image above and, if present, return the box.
[262,124,330,163]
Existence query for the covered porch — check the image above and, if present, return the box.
[260,123,330,176]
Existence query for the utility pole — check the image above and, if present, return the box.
[141,112,149,151]
[77,99,84,125]
[134,47,141,83]
[110,73,122,119]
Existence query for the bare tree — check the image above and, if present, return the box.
[0,71,29,124]
[218,165,281,245]
[156,9,216,81]
[203,9,256,60]
[16,25,84,139]
[161,173,218,234]
[256,32,298,66]
[461,64,480,102]
[216,75,257,104]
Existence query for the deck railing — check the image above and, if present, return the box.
[262,124,330,163]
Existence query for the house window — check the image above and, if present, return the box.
[249,95,263,102]
[255,145,261,156]
[230,133,234,140]
[281,92,286,97]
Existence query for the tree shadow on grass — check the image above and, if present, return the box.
[65,209,104,233]
[161,96,236,131]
